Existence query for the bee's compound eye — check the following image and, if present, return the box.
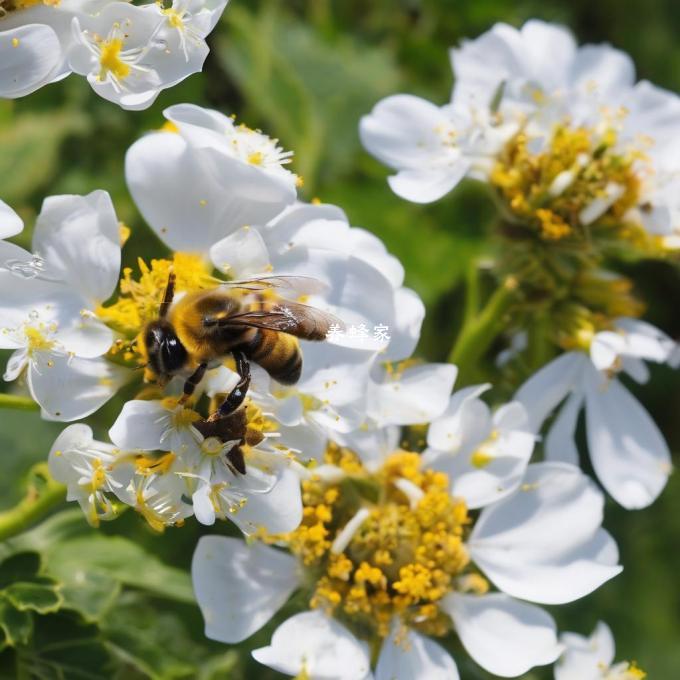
[160,335,188,374]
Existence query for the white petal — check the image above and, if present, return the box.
[252,611,371,680]
[209,225,270,278]
[375,623,459,680]
[388,165,469,204]
[383,287,425,362]
[545,392,583,465]
[232,467,302,535]
[426,384,491,451]
[28,355,127,422]
[590,331,626,371]
[32,191,121,303]
[56,314,114,358]
[568,44,635,97]
[0,199,23,239]
[48,423,94,484]
[191,536,299,643]
[125,131,229,252]
[360,94,454,169]
[108,400,189,452]
[428,407,534,509]
[469,462,622,604]
[514,352,586,432]
[368,363,457,426]
[192,483,216,526]
[0,25,61,98]
[614,317,675,363]
[584,370,671,509]
[444,592,561,677]
[555,621,616,680]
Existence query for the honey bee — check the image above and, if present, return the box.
[141,271,344,420]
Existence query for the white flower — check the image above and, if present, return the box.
[108,397,303,534]
[192,460,620,678]
[1,0,226,105]
[359,94,516,203]
[337,361,458,468]
[125,103,298,250]
[0,191,126,420]
[450,20,634,125]
[145,0,228,66]
[422,385,535,508]
[554,621,646,680]
[48,423,134,526]
[516,317,674,509]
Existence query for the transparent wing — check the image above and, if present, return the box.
[219,275,328,295]
[207,300,345,341]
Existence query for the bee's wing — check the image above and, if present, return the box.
[219,275,328,295]
[213,301,345,341]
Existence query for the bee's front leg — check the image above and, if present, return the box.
[215,350,252,418]
[179,362,208,405]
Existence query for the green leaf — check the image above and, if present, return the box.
[20,609,114,679]
[0,596,32,649]
[59,571,122,623]
[4,583,63,614]
[0,552,41,589]
[46,535,195,604]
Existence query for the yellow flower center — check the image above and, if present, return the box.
[98,37,131,81]
[262,449,476,641]
[605,661,646,680]
[24,326,56,356]
[162,7,184,29]
[98,253,216,345]
[491,121,647,243]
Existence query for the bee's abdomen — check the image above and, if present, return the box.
[244,329,302,385]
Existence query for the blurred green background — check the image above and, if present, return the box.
[1,0,679,677]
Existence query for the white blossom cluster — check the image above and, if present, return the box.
[362,19,679,512]
[0,103,632,678]
[0,0,228,108]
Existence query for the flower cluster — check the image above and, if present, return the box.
[0,104,458,535]
[361,19,679,510]
[0,0,228,108]
[192,412,621,678]
[2,15,669,675]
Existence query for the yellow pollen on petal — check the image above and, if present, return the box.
[11,38,19,47]
[247,151,264,165]
[470,450,493,469]
[135,451,176,475]
[161,121,180,134]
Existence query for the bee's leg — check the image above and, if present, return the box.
[179,362,208,405]
[226,445,247,475]
[217,350,251,417]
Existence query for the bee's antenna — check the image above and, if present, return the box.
[159,269,176,318]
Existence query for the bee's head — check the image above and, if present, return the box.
[142,319,188,385]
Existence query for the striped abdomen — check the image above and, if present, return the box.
[241,329,302,385]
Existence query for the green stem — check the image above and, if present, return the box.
[462,260,481,328]
[448,278,519,383]
[0,394,39,411]
[0,464,66,542]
